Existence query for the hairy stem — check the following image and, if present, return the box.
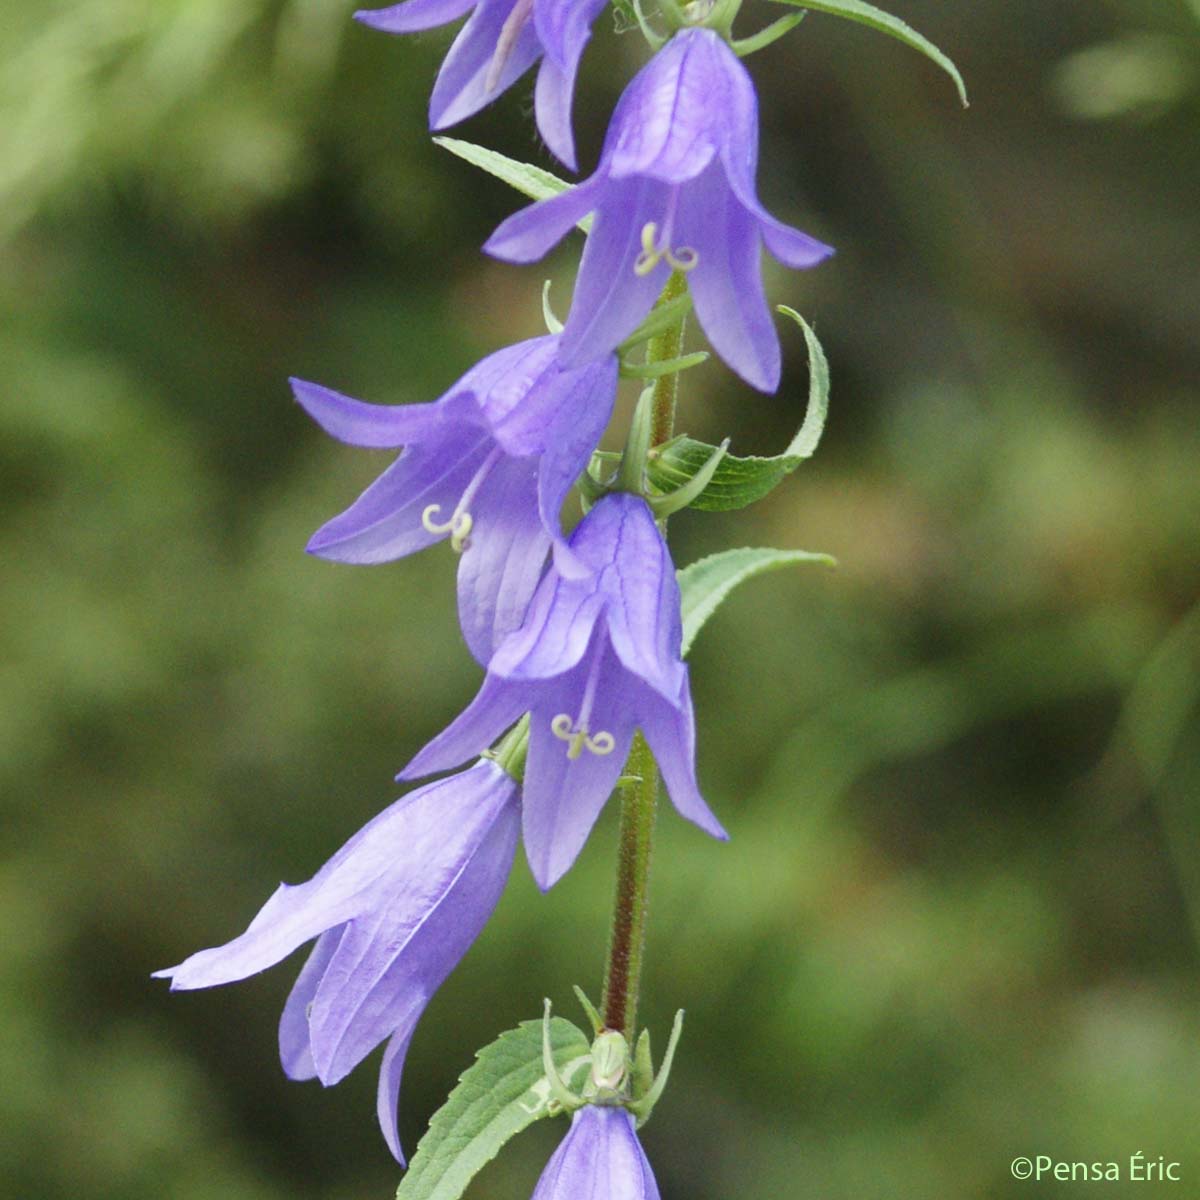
[647,270,689,447]
[601,274,688,1042]
[601,732,658,1040]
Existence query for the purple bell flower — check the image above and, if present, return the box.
[402,490,727,891]
[532,1106,661,1200]
[154,761,520,1163]
[292,333,616,664]
[484,27,834,392]
[356,0,608,169]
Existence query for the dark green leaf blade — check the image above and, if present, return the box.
[646,309,829,512]
[396,1017,591,1200]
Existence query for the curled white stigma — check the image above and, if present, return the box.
[634,222,699,277]
[422,503,474,552]
[550,713,616,760]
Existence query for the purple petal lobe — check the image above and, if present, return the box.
[522,656,634,890]
[308,769,518,1083]
[677,163,779,393]
[556,178,669,369]
[355,0,476,33]
[484,180,598,263]
[376,1024,418,1164]
[639,679,727,841]
[606,30,722,183]
[575,493,683,700]
[291,379,448,448]
[429,0,543,131]
[456,454,551,664]
[306,436,493,563]
[400,675,529,779]
[279,926,345,1081]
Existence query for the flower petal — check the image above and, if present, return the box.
[355,0,476,34]
[429,0,544,131]
[306,435,492,563]
[605,29,720,183]
[456,454,551,664]
[676,163,779,393]
[577,493,684,700]
[155,768,501,989]
[484,178,599,264]
[308,765,519,1083]
[639,677,727,841]
[523,678,633,890]
[487,556,606,680]
[556,178,670,369]
[475,336,571,457]
[278,926,345,1081]
[535,355,617,550]
[291,379,446,448]
[399,675,529,778]
[534,55,579,172]
[376,1024,418,1164]
[532,1106,661,1200]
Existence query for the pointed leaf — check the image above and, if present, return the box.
[679,548,836,657]
[396,1017,591,1200]
[646,309,829,512]
[434,138,593,232]
[770,0,967,105]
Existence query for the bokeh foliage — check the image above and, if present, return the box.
[2,1,1198,1198]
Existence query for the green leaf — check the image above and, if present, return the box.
[433,138,593,232]
[770,0,968,106]
[396,1017,591,1200]
[645,308,829,512]
[679,548,836,657]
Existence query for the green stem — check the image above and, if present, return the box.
[601,732,659,1040]
[646,270,689,447]
[600,274,688,1042]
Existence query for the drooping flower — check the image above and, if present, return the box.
[154,761,520,1163]
[484,26,834,392]
[356,0,608,170]
[402,490,727,891]
[292,334,616,663]
[532,1105,661,1200]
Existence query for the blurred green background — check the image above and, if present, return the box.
[2,1,1198,1197]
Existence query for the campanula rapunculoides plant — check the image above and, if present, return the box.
[157,0,966,1192]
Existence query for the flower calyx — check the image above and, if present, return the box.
[540,999,684,1126]
[578,386,728,519]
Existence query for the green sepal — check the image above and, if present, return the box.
[619,291,694,351]
[628,1009,684,1126]
[768,0,968,106]
[631,1028,654,1099]
[433,137,593,232]
[572,985,605,1036]
[620,351,709,380]
[679,547,836,657]
[645,307,829,512]
[395,1017,591,1200]
[733,11,806,57]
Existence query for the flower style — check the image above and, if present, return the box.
[532,1105,661,1200]
[293,334,616,663]
[356,0,608,170]
[154,761,520,1163]
[402,490,727,891]
[484,26,834,392]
